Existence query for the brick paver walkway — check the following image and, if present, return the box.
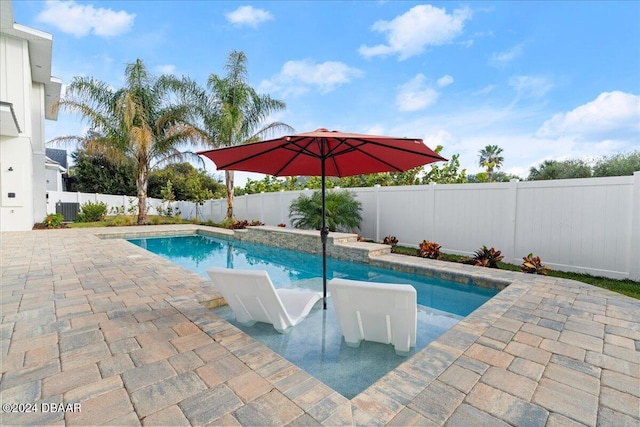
[1,225,638,426]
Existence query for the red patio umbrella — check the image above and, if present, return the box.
[198,128,446,309]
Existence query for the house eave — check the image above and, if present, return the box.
[0,101,21,136]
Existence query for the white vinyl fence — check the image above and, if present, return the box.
[48,172,640,281]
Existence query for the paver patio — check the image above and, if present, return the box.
[1,225,638,426]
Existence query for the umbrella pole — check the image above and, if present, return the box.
[321,159,328,310]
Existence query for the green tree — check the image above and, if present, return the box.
[421,146,467,184]
[528,159,592,180]
[186,176,214,221]
[184,51,292,220]
[52,59,201,224]
[289,190,362,232]
[160,180,176,216]
[592,151,640,177]
[67,148,136,194]
[468,171,521,183]
[478,145,504,183]
[148,163,224,200]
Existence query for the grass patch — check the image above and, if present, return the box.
[67,215,193,228]
[392,245,640,300]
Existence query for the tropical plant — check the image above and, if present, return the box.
[180,50,292,220]
[43,213,64,228]
[521,253,550,275]
[76,201,108,223]
[383,235,399,252]
[528,159,592,180]
[383,236,399,246]
[52,59,202,225]
[289,190,362,232]
[418,240,441,259]
[473,245,504,268]
[478,145,504,183]
[472,245,504,268]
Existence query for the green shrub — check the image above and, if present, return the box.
[76,201,108,222]
[289,190,362,232]
[105,215,136,227]
[43,213,64,228]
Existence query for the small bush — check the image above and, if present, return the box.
[249,220,265,226]
[383,235,399,246]
[76,201,108,222]
[521,253,550,275]
[473,245,504,268]
[277,223,286,227]
[43,213,64,228]
[418,240,441,259]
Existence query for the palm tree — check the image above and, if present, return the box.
[188,51,292,220]
[52,59,202,224]
[478,145,504,183]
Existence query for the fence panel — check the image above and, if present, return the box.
[45,173,639,280]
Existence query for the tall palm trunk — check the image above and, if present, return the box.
[137,166,148,224]
[225,170,234,220]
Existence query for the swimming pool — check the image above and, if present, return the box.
[128,233,499,398]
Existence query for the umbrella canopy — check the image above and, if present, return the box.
[198,128,447,309]
[199,128,445,177]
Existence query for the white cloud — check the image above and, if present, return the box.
[509,75,553,100]
[155,64,177,75]
[490,44,524,67]
[396,74,452,112]
[36,0,135,38]
[359,5,472,60]
[537,91,640,141]
[259,59,363,96]
[437,75,454,87]
[473,85,496,96]
[225,5,273,28]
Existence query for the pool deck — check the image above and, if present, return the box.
[1,225,638,426]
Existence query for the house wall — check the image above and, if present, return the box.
[45,166,63,191]
[46,173,640,281]
[31,83,47,223]
[0,10,57,231]
[0,35,36,231]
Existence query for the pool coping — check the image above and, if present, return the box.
[1,224,638,426]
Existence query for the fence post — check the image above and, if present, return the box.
[374,185,380,242]
[629,171,640,280]
[428,182,436,239]
[279,190,285,225]
[506,179,519,264]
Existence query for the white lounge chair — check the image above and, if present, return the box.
[207,266,323,333]
[328,278,417,355]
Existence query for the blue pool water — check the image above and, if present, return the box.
[128,233,499,398]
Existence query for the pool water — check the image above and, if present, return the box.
[128,233,499,398]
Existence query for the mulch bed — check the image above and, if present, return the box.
[32,223,69,230]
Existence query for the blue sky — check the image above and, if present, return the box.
[13,1,640,185]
